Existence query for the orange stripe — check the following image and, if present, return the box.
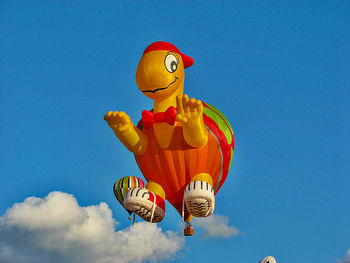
[184,149,196,181]
[174,128,187,188]
[153,152,173,199]
[161,150,180,196]
[196,141,209,172]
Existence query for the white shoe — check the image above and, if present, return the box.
[184,181,215,217]
[124,188,165,223]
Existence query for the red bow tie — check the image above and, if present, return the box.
[142,106,177,128]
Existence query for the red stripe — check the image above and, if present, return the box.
[137,177,144,188]
[148,193,166,211]
[203,114,231,194]
[203,102,234,140]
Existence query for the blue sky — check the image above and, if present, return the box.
[0,1,349,262]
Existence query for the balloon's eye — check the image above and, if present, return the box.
[165,54,178,73]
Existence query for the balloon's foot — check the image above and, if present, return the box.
[184,223,194,236]
[184,181,215,217]
[124,188,165,223]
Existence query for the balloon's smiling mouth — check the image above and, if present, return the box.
[142,76,179,93]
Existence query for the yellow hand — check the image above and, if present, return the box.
[176,95,204,125]
[176,95,208,148]
[104,111,132,134]
[104,111,148,154]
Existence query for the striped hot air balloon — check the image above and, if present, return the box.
[135,101,234,220]
[113,176,145,215]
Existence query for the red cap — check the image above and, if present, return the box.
[143,41,194,68]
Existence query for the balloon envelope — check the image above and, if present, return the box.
[135,102,234,219]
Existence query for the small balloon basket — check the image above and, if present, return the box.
[184,222,194,236]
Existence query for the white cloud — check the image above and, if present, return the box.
[193,214,239,239]
[0,191,185,263]
[337,248,350,263]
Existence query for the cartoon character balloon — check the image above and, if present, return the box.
[105,41,234,236]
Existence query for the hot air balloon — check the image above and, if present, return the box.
[105,41,234,236]
[259,256,277,263]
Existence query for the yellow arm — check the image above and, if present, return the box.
[104,111,148,155]
[176,95,208,148]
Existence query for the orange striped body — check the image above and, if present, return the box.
[134,122,222,215]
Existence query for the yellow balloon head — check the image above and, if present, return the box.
[136,50,185,101]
